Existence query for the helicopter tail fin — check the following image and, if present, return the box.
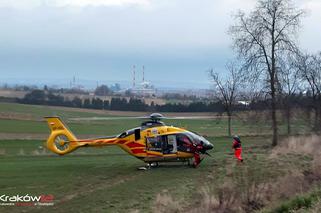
[45,117,79,155]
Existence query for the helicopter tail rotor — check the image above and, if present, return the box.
[45,117,80,155]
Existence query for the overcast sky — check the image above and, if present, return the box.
[0,0,320,88]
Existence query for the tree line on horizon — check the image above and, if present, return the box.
[0,86,316,116]
[15,89,229,112]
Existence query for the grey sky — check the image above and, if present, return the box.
[0,0,320,88]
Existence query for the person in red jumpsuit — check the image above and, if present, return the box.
[232,135,243,162]
[181,136,203,168]
[191,143,204,168]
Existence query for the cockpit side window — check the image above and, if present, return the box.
[146,135,179,154]
[166,135,177,154]
[176,134,193,152]
[177,134,192,145]
[146,136,164,152]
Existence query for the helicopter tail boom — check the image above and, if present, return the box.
[45,117,79,155]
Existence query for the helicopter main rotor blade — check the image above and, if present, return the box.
[69,114,225,121]
[163,116,225,120]
[69,116,149,121]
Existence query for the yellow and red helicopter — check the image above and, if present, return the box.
[45,113,214,168]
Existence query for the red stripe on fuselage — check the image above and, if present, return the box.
[117,140,127,144]
[131,149,145,154]
[77,139,116,143]
[126,141,145,148]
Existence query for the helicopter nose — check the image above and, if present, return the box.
[207,143,214,150]
[203,142,214,150]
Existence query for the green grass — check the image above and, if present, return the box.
[0,136,312,213]
[0,137,264,212]
[0,120,49,134]
[0,102,317,212]
[264,189,321,213]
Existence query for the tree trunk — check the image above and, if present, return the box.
[271,58,278,146]
[319,102,321,132]
[286,101,291,135]
[227,111,232,137]
[271,23,278,147]
[314,103,321,132]
[271,95,278,146]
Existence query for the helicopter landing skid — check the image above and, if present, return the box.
[137,160,195,170]
[137,162,159,170]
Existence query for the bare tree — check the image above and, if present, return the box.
[279,55,302,134]
[240,76,267,108]
[209,63,242,136]
[297,52,321,131]
[239,79,267,128]
[229,0,304,146]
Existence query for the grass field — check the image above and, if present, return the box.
[0,137,275,213]
[0,102,319,212]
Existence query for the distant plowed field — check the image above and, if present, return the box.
[0,90,27,98]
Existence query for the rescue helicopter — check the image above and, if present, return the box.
[45,113,214,168]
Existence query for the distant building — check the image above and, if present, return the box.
[131,81,156,97]
[130,65,156,97]
[237,100,250,106]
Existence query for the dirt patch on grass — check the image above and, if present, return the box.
[0,133,104,140]
[0,148,6,155]
[153,192,182,213]
[0,112,38,121]
[271,135,321,157]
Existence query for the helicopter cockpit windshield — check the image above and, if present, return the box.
[185,131,214,151]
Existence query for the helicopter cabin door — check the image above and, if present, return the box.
[145,135,177,159]
[146,136,163,153]
[166,135,177,154]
